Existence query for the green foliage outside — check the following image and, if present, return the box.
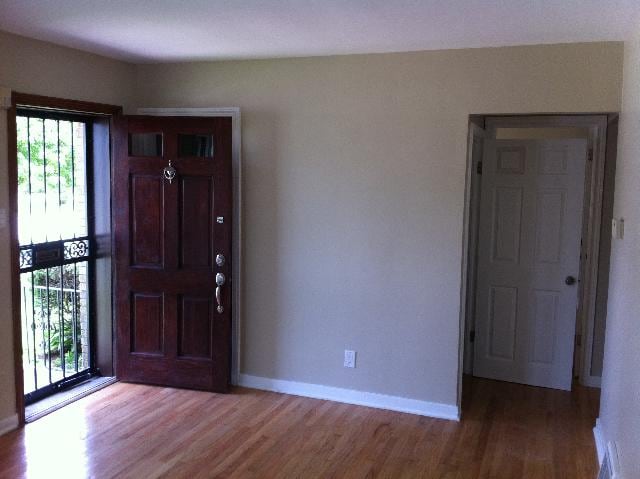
[16,116,76,195]
[17,116,86,379]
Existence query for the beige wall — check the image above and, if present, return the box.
[136,42,623,407]
[0,30,135,108]
[0,34,626,428]
[599,32,640,478]
[0,31,134,424]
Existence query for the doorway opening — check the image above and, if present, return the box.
[9,94,121,424]
[458,114,618,411]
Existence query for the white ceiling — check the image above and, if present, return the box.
[0,0,638,63]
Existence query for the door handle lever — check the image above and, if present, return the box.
[216,273,225,313]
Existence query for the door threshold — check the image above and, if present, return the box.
[25,376,116,423]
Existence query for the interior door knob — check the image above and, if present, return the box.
[565,275,577,285]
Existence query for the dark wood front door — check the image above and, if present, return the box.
[113,115,232,392]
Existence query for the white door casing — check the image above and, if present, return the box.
[473,139,587,390]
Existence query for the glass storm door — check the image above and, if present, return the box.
[17,110,95,404]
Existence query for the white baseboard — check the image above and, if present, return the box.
[0,414,19,437]
[593,418,605,465]
[582,375,602,389]
[238,374,460,421]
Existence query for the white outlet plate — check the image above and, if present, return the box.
[344,350,356,368]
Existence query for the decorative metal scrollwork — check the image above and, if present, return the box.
[63,239,90,260]
[19,248,33,269]
[19,238,92,272]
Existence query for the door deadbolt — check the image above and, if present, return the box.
[216,254,225,267]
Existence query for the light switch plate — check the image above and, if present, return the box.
[612,218,624,240]
[344,350,356,368]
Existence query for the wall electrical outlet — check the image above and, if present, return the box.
[344,350,356,368]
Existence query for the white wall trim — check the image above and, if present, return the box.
[239,374,460,421]
[582,374,602,389]
[593,417,605,465]
[458,114,610,406]
[459,122,486,389]
[0,414,19,437]
[137,107,242,385]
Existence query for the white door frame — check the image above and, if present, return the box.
[461,122,486,377]
[137,107,242,385]
[458,114,611,410]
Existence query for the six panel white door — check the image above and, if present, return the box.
[473,139,587,390]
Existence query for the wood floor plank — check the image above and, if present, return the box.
[0,377,600,479]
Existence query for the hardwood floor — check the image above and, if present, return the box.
[0,377,600,478]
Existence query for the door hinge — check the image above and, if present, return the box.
[469,330,476,343]
[587,148,593,162]
[575,333,582,347]
[476,161,483,175]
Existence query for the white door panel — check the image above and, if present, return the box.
[473,139,586,390]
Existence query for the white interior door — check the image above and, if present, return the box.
[473,139,587,390]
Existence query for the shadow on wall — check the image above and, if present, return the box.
[0,97,16,421]
[241,109,283,379]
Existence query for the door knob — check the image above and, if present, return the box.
[565,275,577,285]
[216,273,225,313]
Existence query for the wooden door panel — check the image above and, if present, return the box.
[529,289,559,365]
[533,189,566,264]
[495,145,526,175]
[130,292,165,355]
[180,176,214,269]
[114,115,232,393]
[178,295,213,359]
[490,186,523,264]
[128,269,216,292]
[487,286,518,361]
[130,175,165,268]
